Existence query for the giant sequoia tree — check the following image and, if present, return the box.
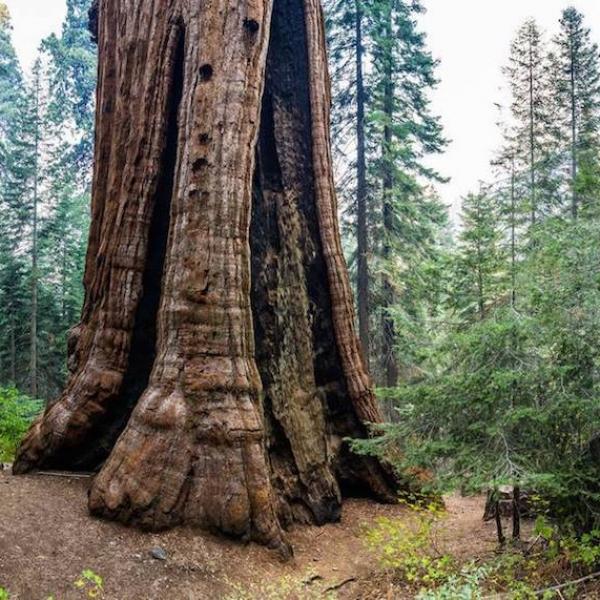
[13,0,397,556]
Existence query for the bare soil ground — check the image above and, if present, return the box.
[0,470,535,599]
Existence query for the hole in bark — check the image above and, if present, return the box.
[199,64,213,81]
[192,157,208,172]
[199,133,210,144]
[63,26,187,470]
[244,18,260,34]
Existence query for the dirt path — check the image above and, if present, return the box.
[0,470,501,599]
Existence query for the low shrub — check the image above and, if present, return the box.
[0,386,43,461]
[363,504,600,599]
[363,501,456,589]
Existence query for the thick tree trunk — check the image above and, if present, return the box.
[14,0,397,555]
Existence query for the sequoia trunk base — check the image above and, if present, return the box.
[14,0,398,555]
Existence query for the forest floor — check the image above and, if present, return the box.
[0,469,551,599]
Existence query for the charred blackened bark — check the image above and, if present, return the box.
[88,0,99,44]
[14,0,398,555]
[251,0,395,527]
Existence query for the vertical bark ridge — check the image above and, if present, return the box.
[250,0,397,527]
[78,17,186,468]
[14,0,185,472]
[88,0,291,558]
[67,0,119,375]
[251,0,341,527]
[303,0,372,414]
[303,0,398,500]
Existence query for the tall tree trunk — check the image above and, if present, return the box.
[10,312,16,383]
[476,196,485,320]
[14,0,397,556]
[381,3,398,388]
[354,0,370,366]
[476,260,485,320]
[30,68,40,399]
[509,162,518,411]
[510,158,517,308]
[570,37,578,219]
[528,44,537,228]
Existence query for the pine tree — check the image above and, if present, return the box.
[0,4,24,387]
[38,172,89,394]
[387,187,450,383]
[42,0,96,177]
[491,142,530,309]
[28,59,43,399]
[37,1,95,394]
[2,57,47,397]
[0,8,43,394]
[504,19,557,228]
[0,0,95,399]
[551,7,600,218]
[368,0,447,385]
[0,3,21,173]
[30,0,95,397]
[451,191,504,323]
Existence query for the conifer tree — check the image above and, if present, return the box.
[368,0,446,385]
[504,19,557,227]
[0,3,21,173]
[0,4,28,388]
[491,144,530,309]
[42,0,96,176]
[0,1,95,398]
[28,58,43,399]
[451,191,504,322]
[551,7,600,218]
[0,20,45,396]
[37,0,95,392]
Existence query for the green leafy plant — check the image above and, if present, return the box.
[73,569,104,599]
[0,387,42,461]
[568,530,600,568]
[365,502,600,598]
[363,502,456,589]
[416,564,490,600]
[0,587,9,600]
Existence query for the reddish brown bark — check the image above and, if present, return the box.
[14,0,397,555]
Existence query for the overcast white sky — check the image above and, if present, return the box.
[422,0,600,214]
[5,0,65,68]
[5,0,600,214]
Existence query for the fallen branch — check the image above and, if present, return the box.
[524,534,542,555]
[485,570,600,599]
[531,571,600,597]
[324,577,357,593]
[34,471,94,479]
[551,576,566,600]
